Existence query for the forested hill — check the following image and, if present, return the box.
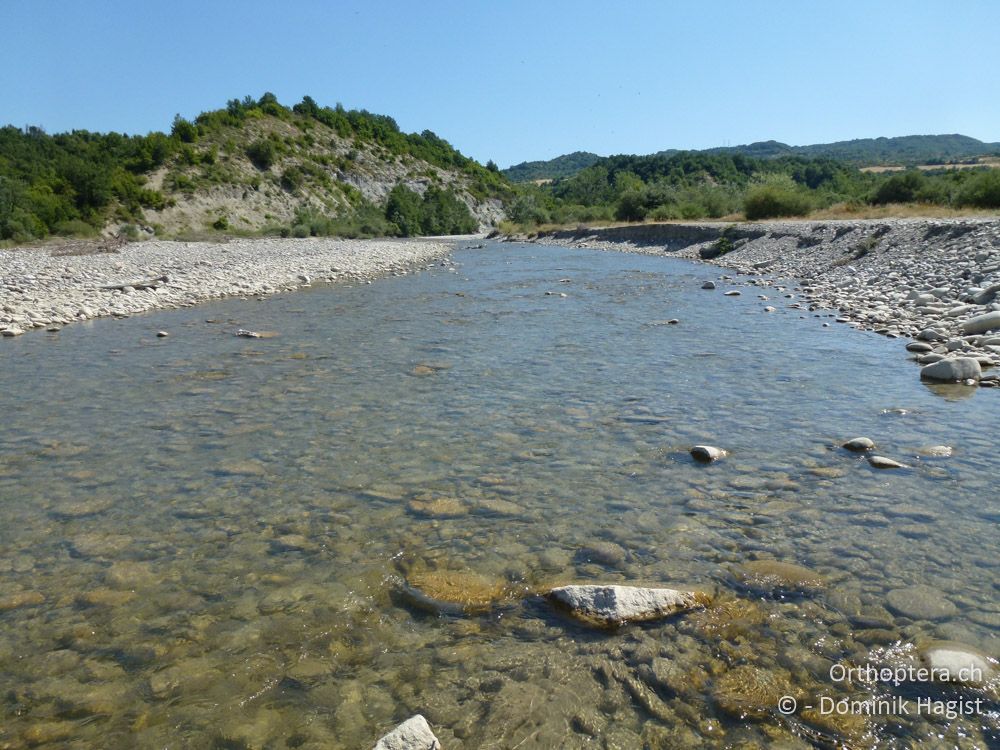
[502,134,1000,182]
[502,151,601,183]
[707,134,1000,164]
[0,93,511,242]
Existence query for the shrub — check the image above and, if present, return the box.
[744,176,812,219]
[872,171,925,204]
[615,190,647,221]
[212,216,229,231]
[245,139,277,170]
[956,169,1000,208]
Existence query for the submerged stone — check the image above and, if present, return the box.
[401,569,513,615]
[406,496,468,518]
[736,560,826,596]
[714,664,797,720]
[886,585,957,620]
[546,584,709,626]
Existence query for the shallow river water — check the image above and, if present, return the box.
[0,241,997,749]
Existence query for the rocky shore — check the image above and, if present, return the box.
[0,237,452,336]
[526,218,1000,386]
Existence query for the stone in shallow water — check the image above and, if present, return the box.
[690,445,726,463]
[402,570,513,615]
[406,496,467,518]
[686,597,768,640]
[713,664,797,719]
[920,357,981,382]
[886,585,957,620]
[736,560,826,596]
[576,540,627,567]
[842,437,875,452]
[545,584,709,626]
[920,641,998,685]
[0,591,45,611]
[867,455,907,469]
[373,714,440,750]
[918,444,953,457]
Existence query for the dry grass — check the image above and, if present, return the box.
[861,157,1000,174]
[806,202,1000,220]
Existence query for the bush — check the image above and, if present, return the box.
[245,139,277,170]
[872,171,926,204]
[744,176,812,219]
[212,216,229,231]
[956,170,1000,208]
[615,190,647,221]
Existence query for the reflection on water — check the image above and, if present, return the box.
[0,242,997,749]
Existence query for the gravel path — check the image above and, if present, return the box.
[527,218,1000,387]
[0,237,451,336]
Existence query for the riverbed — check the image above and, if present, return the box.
[0,241,997,749]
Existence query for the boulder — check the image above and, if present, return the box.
[960,311,1000,335]
[546,584,708,626]
[919,358,982,382]
[373,715,441,750]
[701,281,716,290]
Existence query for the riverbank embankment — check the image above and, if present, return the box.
[524,218,1000,385]
[0,237,452,336]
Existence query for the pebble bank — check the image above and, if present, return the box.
[0,237,452,336]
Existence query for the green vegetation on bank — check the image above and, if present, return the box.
[502,150,1000,230]
[0,93,504,242]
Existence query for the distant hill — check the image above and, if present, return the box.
[503,151,601,182]
[707,134,1000,165]
[506,134,1000,182]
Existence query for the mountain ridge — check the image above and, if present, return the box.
[504,134,1000,182]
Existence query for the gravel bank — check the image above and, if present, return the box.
[528,218,1000,387]
[0,237,452,336]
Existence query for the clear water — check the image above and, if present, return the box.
[0,241,997,749]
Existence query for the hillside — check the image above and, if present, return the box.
[502,134,1000,182]
[0,94,510,242]
[502,151,601,183]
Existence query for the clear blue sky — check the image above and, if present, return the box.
[2,0,998,167]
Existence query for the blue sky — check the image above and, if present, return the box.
[2,0,998,167]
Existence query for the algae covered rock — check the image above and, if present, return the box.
[400,569,516,615]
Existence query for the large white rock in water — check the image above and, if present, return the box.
[960,310,1000,335]
[546,584,708,625]
[690,445,726,463]
[373,715,441,750]
[919,357,982,382]
[920,642,998,686]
